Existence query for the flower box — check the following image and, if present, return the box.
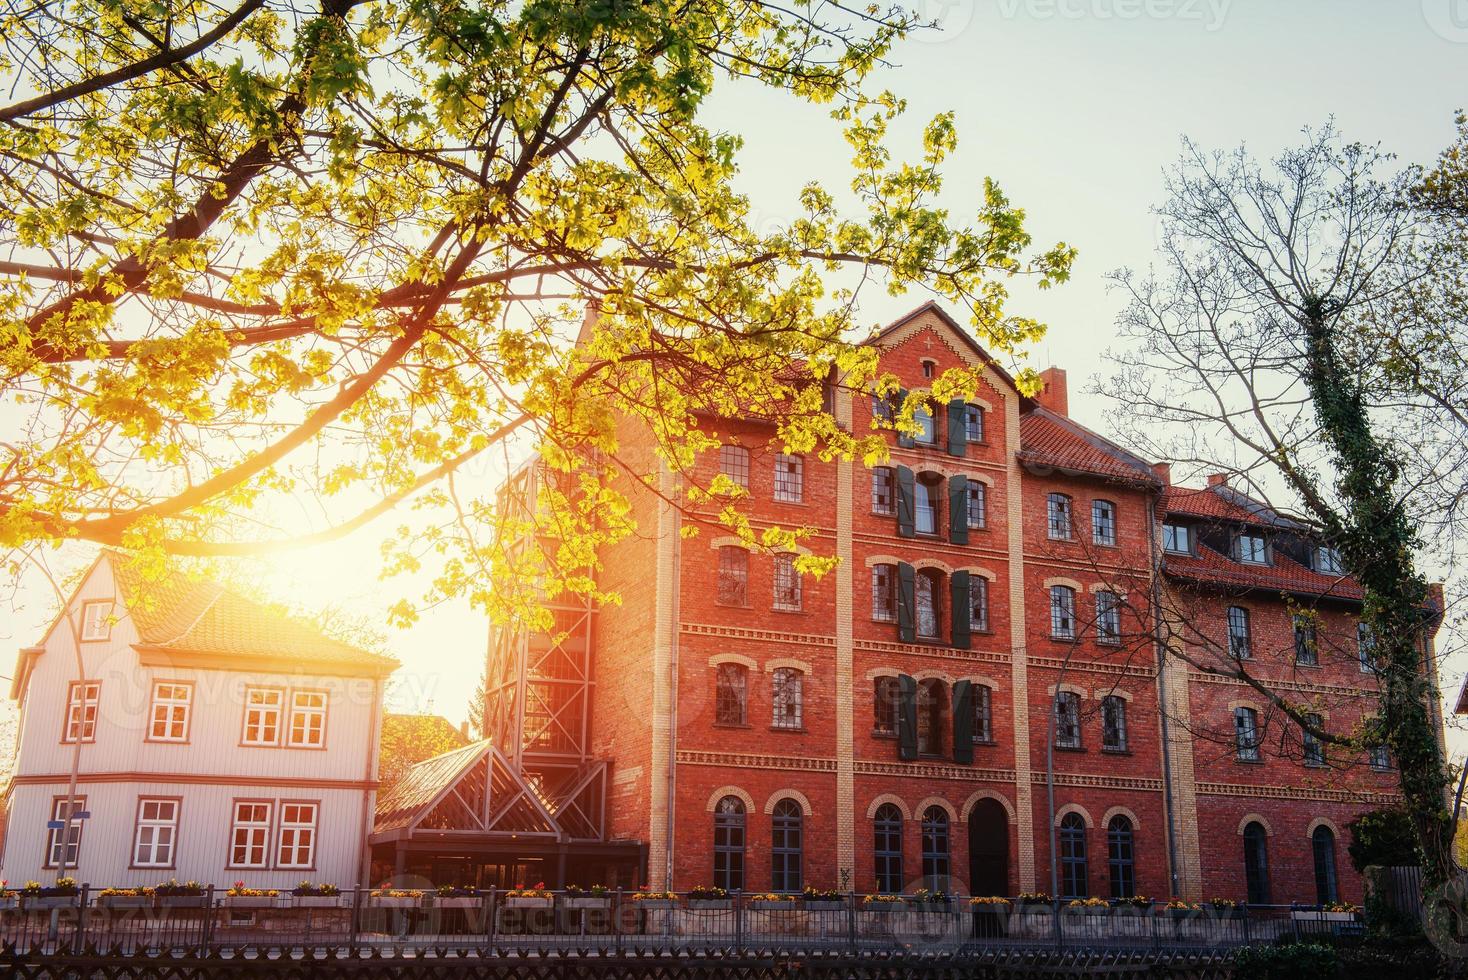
[432,896,481,909]
[1165,908,1197,919]
[862,902,902,912]
[0,897,18,912]
[688,899,733,910]
[1293,910,1356,922]
[158,895,208,908]
[24,896,80,910]
[97,895,152,910]
[292,895,341,908]
[631,899,678,909]
[370,896,421,909]
[561,897,611,910]
[906,900,950,911]
[504,896,553,909]
[223,895,277,909]
[804,900,844,911]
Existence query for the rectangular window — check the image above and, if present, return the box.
[871,392,893,423]
[718,446,750,490]
[715,664,747,726]
[1101,696,1128,751]
[1237,533,1268,564]
[871,565,896,622]
[966,481,987,529]
[276,802,318,869]
[873,676,899,735]
[970,576,989,632]
[1092,500,1116,547]
[1294,614,1318,666]
[242,688,283,746]
[773,454,803,503]
[1227,607,1252,659]
[287,691,327,748]
[1358,622,1377,673]
[63,681,100,743]
[1095,591,1121,644]
[132,797,179,868]
[1302,713,1325,767]
[44,796,85,869]
[1050,586,1076,640]
[973,684,993,743]
[80,600,113,641]
[148,682,192,742]
[1369,743,1391,770]
[1162,523,1191,554]
[1054,692,1081,749]
[773,553,802,612]
[964,404,985,443]
[771,668,803,730]
[914,405,936,444]
[1234,707,1260,762]
[871,467,895,516]
[717,547,748,606]
[1047,494,1073,540]
[229,801,273,868]
[1316,546,1343,574]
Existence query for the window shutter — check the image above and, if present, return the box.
[897,674,919,760]
[952,679,974,764]
[946,399,967,456]
[950,570,971,649]
[896,466,916,538]
[897,562,916,644]
[896,389,914,448]
[947,475,968,545]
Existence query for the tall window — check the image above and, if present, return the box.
[1357,622,1377,673]
[1107,815,1136,899]
[44,796,85,869]
[774,454,803,502]
[973,684,993,743]
[1293,614,1318,666]
[966,480,987,529]
[1236,532,1268,564]
[920,806,951,891]
[148,682,192,742]
[276,802,318,869]
[871,392,894,424]
[713,796,746,892]
[965,404,985,442]
[1092,500,1116,546]
[1059,813,1088,899]
[873,803,904,894]
[1243,822,1270,904]
[1227,606,1252,659]
[1101,695,1128,752]
[914,405,937,444]
[719,446,750,490]
[287,690,327,748]
[915,570,942,639]
[872,565,896,622]
[773,553,802,611]
[1047,493,1073,540]
[717,546,748,606]
[242,688,284,745]
[771,667,803,730]
[1050,585,1076,639]
[229,801,273,868]
[1302,713,1325,766]
[80,600,113,641]
[873,676,900,736]
[63,680,100,742]
[1162,523,1191,554]
[1095,590,1121,644]
[970,576,990,632]
[771,799,803,892]
[132,797,179,868]
[1312,825,1339,904]
[1369,742,1392,770]
[915,476,939,535]
[1234,707,1260,761]
[1054,691,1081,749]
[917,678,946,756]
[872,467,895,515]
[715,664,748,726]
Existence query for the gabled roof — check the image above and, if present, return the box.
[1018,407,1160,486]
[1163,541,1364,602]
[865,301,1022,394]
[375,740,491,835]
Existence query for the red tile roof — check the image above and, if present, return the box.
[1163,542,1364,602]
[1018,409,1160,485]
[1162,484,1308,529]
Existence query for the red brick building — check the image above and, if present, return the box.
[486,302,1440,905]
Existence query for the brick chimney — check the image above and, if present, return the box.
[1151,462,1171,486]
[1206,472,1229,487]
[1036,367,1068,416]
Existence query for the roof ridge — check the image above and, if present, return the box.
[1028,406,1158,482]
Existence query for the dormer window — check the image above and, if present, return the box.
[1316,546,1343,574]
[1162,523,1192,555]
[1236,532,1268,564]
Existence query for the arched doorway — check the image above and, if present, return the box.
[968,798,1009,897]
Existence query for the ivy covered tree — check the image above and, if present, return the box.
[0,0,1073,625]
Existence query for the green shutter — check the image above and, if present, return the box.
[952,679,974,764]
[946,400,967,456]
[948,475,969,546]
[898,674,919,760]
[951,570,971,650]
[897,562,916,644]
[896,466,916,538]
[896,388,914,448]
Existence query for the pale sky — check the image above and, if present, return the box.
[4,0,1466,750]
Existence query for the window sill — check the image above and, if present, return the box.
[1091,541,1118,550]
[713,722,753,730]
[1294,661,1321,669]
[769,726,807,734]
[871,731,897,740]
[872,616,898,625]
[772,498,807,506]
[1051,634,1076,642]
[772,607,805,615]
[1096,638,1123,647]
[715,601,751,610]
[1047,535,1075,543]
[1234,757,1264,765]
[972,739,997,747]
[1054,744,1086,754]
[1100,747,1131,756]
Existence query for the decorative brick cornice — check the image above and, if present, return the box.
[1028,771,1165,793]
[1195,781,1402,805]
[856,638,1011,664]
[1028,656,1154,678]
[855,760,1014,783]
[1187,671,1377,700]
[681,622,836,647]
[676,750,837,773]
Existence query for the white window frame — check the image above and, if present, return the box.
[229,800,274,869]
[1092,499,1117,547]
[964,404,984,443]
[1162,523,1191,554]
[771,668,804,730]
[718,445,750,490]
[1237,532,1268,564]
[1047,494,1073,540]
[1235,707,1260,762]
[275,801,318,869]
[242,687,284,746]
[45,796,85,869]
[148,682,192,742]
[287,690,328,748]
[80,600,113,641]
[773,553,802,612]
[773,454,804,503]
[966,481,986,529]
[132,797,180,869]
[1050,586,1076,639]
[63,680,100,743]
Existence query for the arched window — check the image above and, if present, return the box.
[719,446,750,490]
[972,684,993,743]
[915,570,943,639]
[1234,707,1260,761]
[1059,813,1088,899]
[1227,606,1252,659]
[713,796,746,891]
[872,676,900,736]
[1091,499,1116,546]
[872,466,896,516]
[771,799,803,892]
[914,474,941,534]
[773,553,801,611]
[1101,695,1127,752]
[921,806,951,892]
[872,564,897,622]
[914,404,937,444]
[1050,585,1076,639]
[966,481,987,529]
[774,453,803,502]
[917,678,946,755]
[969,576,990,632]
[873,803,903,894]
[1107,815,1135,899]
[1311,825,1339,904]
[714,663,747,726]
[1054,691,1081,749]
[771,668,803,730]
[1243,821,1270,905]
[717,547,748,606]
[1047,493,1073,540]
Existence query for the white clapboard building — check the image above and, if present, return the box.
[1,551,396,890]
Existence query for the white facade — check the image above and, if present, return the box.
[2,554,390,890]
